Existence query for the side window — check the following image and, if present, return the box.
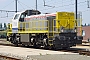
[14,14,19,20]
[82,30,85,36]
[21,14,25,18]
[19,14,26,22]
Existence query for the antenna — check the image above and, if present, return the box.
[43,0,55,8]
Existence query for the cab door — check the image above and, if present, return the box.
[12,14,20,33]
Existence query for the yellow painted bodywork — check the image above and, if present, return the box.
[7,12,83,46]
[56,12,75,29]
[7,20,49,36]
[7,12,82,36]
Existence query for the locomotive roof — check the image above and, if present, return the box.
[25,13,56,18]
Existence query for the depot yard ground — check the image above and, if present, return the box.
[0,39,90,60]
[0,45,90,60]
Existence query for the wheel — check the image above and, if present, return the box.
[22,44,25,47]
[62,47,69,49]
[14,40,19,47]
[14,43,18,47]
[6,36,9,41]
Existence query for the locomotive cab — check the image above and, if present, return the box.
[13,10,41,22]
[12,10,41,31]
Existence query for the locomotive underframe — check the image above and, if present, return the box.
[7,32,83,49]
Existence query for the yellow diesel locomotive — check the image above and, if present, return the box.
[7,10,83,49]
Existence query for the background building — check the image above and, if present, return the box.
[82,26,90,41]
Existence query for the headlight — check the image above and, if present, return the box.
[61,29,64,32]
[60,27,64,32]
[74,29,76,32]
[74,27,77,32]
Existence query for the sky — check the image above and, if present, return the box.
[0,0,90,25]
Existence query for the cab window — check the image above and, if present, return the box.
[14,14,20,20]
[19,13,25,22]
[20,14,25,18]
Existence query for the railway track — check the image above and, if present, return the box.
[78,50,90,56]
[59,48,90,56]
[0,55,20,60]
[0,40,90,57]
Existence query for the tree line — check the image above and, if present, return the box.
[0,23,7,31]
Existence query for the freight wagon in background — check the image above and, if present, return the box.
[7,10,83,50]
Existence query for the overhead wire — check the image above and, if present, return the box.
[55,1,87,12]
[40,1,87,11]
[38,0,74,8]
[18,0,31,9]
[0,10,18,12]
[17,0,55,9]
[1,0,14,9]
[33,0,56,8]
[0,0,18,12]
[0,0,89,18]
[36,0,75,10]
[0,0,78,12]
[17,0,76,10]
[15,0,56,10]
[0,14,14,18]
[0,0,87,12]
[36,0,75,11]
[17,0,25,10]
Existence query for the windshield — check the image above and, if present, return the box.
[14,14,20,20]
